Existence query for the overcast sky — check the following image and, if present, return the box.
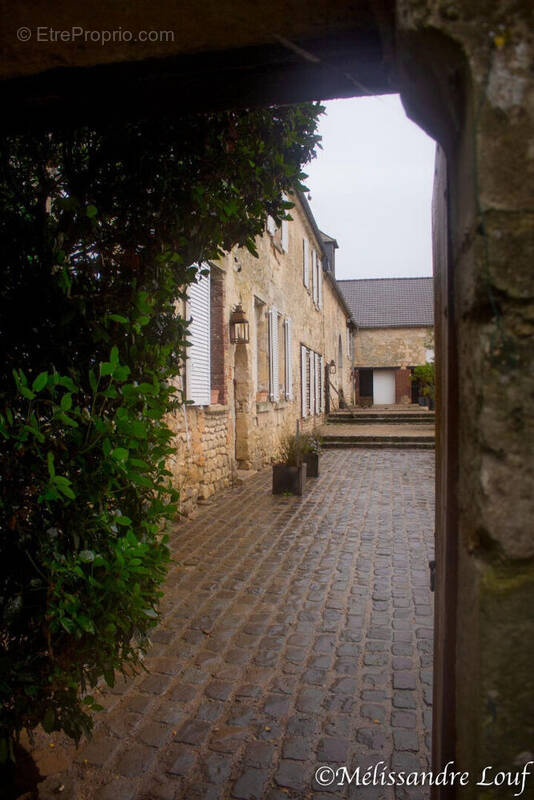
[304,94,436,281]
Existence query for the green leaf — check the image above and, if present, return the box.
[100,362,113,377]
[115,516,132,526]
[32,372,48,392]
[86,204,98,218]
[59,412,78,428]
[47,452,55,478]
[60,393,72,411]
[78,615,95,634]
[79,550,95,563]
[112,447,129,463]
[20,386,35,400]
[110,346,119,366]
[109,314,129,324]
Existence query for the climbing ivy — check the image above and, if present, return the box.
[0,103,323,764]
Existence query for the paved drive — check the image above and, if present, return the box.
[37,449,435,800]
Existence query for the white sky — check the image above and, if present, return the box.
[303,94,436,280]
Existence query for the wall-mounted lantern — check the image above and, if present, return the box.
[329,359,337,375]
[229,303,250,344]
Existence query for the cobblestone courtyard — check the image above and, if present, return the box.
[38,449,435,800]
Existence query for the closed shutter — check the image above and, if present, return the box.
[285,318,293,400]
[314,352,320,414]
[318,258,323,309]
[281,195,289,252]
[312,249,318,305]
[309,350,316,415]
[301,344,307,417]
[186,267,211,406]
[319,355,324,412]
[281,220,289,253]
[303,238,310,288]
[269,308,279,401]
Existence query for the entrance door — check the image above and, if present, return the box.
[373,369,396,404]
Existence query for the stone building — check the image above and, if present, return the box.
[169,191,355,513]
[339,277,434,405]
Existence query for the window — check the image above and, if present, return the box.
[302,237,310,288]
[210,268,226,403]
[278,313,285,398]
[186,266,211,406]
[284,318,293,400]
[281,193,289,253]
[311,249,322,309]
[300,344,324,417]
[255,298,269,398]
[267,199,289,253]
[268,307,279,402]
[312,249,318,305]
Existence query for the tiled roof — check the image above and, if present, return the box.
[337,277,434,328]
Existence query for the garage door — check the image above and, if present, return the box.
[373,369,396,405]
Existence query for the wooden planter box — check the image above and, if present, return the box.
[304,453,319,477]
[272,463,306,496]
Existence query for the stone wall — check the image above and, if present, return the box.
[354,326,432,368]
[167,192,353,499]
[167,404,234,516]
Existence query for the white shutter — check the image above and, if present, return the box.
[303,238,310,288]
[269,308,279,402]
[301,345,307,417]
[186,266,211,406]
[267,215,276,236]
[310,350,315,417]
[312,250,318,305]
[281,220,289,253]
[314,352,320,414]
[318,258,323,309]
[285,318,293,400]
[319,355,324,412]
[281,194,289,252]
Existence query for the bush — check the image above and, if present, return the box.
[0,103,323,763]
[411,362,435,400]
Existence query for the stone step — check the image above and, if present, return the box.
[322,434,434,443]
[327,414,434,424]
[322,440,435,450]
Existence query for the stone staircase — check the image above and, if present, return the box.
[320,405,435,450]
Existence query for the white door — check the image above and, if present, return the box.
[373,369,396,405]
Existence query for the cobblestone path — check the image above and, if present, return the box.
[39,449,435,800]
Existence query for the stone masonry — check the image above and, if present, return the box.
[353,328,432,371]
[36,449,435,800]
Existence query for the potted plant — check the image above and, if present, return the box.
[272,433,307,495]
[301,432,322,477]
